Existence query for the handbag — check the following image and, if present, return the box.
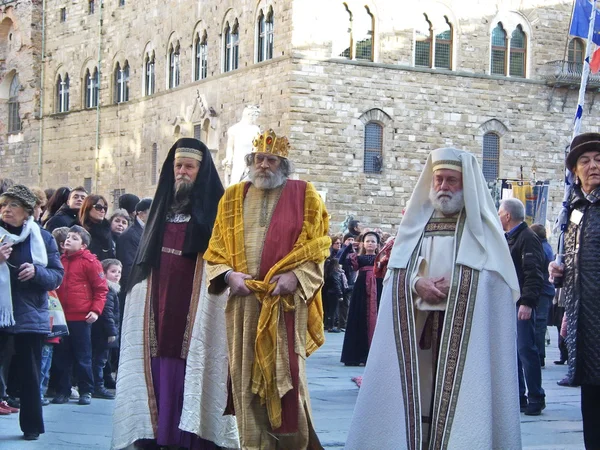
[48,290,69,338]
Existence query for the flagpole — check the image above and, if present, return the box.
[573,0,597,137]
[555,0,598,285]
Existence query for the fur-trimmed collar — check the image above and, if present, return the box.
[107,279,121,294]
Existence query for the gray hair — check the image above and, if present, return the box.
[109,208,131,224]
[244,153,293,177]
[501,198,525,222]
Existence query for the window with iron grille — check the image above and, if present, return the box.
[434,17,452,69]
[114,62,130,103]
[415,14,432,67]
[151,143,158,185]
[339,3,353,58]
[355,7,374,61]
[145,53,155,96]
[491,24,507,75]
[57,74,70,113]
[169,43,180,89]
[8,75,21,134]
[112,189,125,210]
[193,124,202,141]
[85,68,99,108]
[509,26,526,77]
[482,132,500,182]
[88,0,94,14]
[84,177,92,193]
[195,32,208,80]
[364,122,383,174]
[568,38,585,65]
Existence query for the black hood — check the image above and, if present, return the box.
[127,138,224,291]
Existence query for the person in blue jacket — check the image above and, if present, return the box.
[0,185,64,441]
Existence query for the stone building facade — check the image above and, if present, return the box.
[1,0,596,231]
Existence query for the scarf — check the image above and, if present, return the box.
[0,217,48,327]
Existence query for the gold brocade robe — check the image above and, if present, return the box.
[205,180,330,450]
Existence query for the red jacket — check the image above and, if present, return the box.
[57,249,108,321]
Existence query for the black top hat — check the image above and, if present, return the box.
[566,132,600,171]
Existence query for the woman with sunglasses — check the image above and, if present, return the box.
[78,196,116,261]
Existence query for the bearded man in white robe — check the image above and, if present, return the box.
[346,148,522,450]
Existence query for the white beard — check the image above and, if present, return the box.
[248,166,287,190]
[429,188,465,215]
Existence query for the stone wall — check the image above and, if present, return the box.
[0,0,42,184]
[2,0,594,236]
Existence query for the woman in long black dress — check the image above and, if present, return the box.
[340,231,380,366]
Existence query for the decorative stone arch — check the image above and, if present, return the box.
[111,50,128,70]
[359,108,393,174]
[80,57,98,81]
[0,68,17,100]
[479,118,509,136]
[413,1,459,70]
[220,8,240,34]
[0,16,15,60]
[359,108,392,125]
[80,58,100,108]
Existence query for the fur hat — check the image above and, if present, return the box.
[566,132,600,172]
[0,185,37,214]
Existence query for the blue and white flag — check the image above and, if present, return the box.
[571,0,600,44]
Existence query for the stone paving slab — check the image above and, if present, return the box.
[0,331,584,449]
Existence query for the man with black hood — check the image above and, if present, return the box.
[111,138,240,450]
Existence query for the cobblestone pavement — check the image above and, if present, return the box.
[0,331,583,449]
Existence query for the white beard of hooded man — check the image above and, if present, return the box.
[346,147,523,450]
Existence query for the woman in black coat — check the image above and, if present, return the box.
[78,195,116,261]
[0,185,64,440]
[323,257,344,332]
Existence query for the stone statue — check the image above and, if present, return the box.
[223,105,260,186]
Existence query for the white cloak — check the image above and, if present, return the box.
[111,264,240,450]
[345,267,522,450]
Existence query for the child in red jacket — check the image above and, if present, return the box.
[52,225,108,406]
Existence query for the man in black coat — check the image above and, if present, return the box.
[115,197,151,321]
[499,198,546,416]
[45,187,87,232]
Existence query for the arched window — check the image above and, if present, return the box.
[168,42,180,88]
[491,23,507,75]
[257,10,266,62]
[224,20,239,72]
[84,67,99,108]
[57,73,70,113]
[509,26,526,77]
[415,14,433,67]
[257,8,275,62]
[266,8,274,60]
[114,61,130,103]
[8,75,21,133]
[144,52,155,96]
[195,32,208,80]
[434,17,452,69]
[568,38,585,66]
[355,6,374,61]
[340,3,353,58]
[482,132,500,181]
[364,122,383,173]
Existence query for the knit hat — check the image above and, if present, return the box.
[118,193,140,216]
[343,232,355,242]
[135,197,152,213]
[0,185,37,214]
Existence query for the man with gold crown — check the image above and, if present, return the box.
[204,129,330,449]
[111,138,239,450]
[346,148,523,450]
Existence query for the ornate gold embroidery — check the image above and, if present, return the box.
[143,274,159,435]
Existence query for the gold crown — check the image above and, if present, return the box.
[252,129,290,159]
